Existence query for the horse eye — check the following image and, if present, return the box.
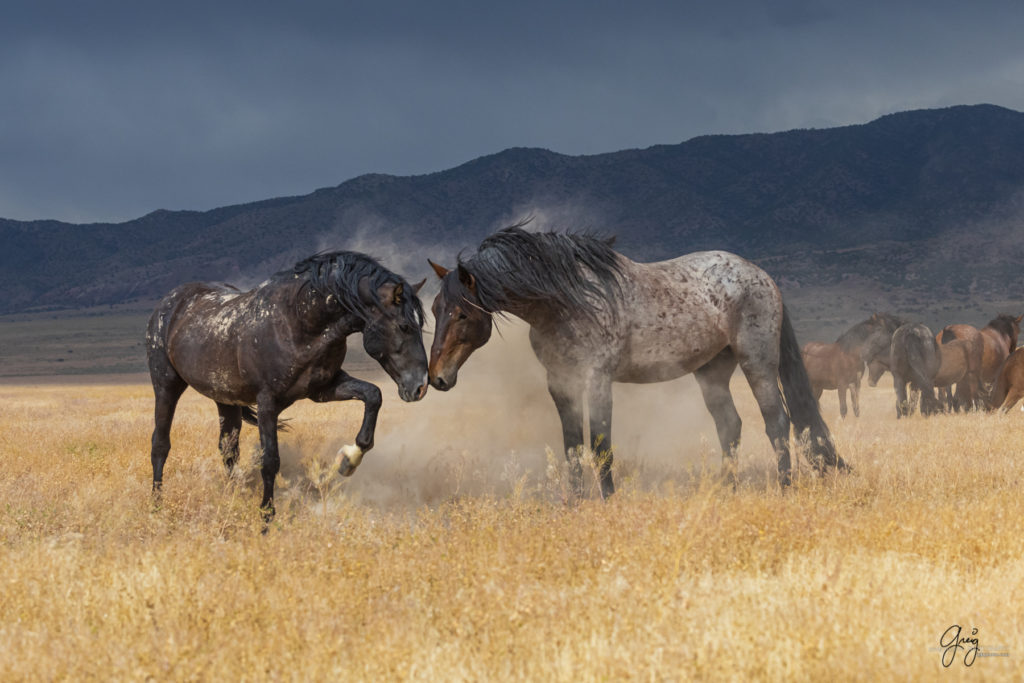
[457,311,468,321]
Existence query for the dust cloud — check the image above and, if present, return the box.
[270,212,775,510]
[278,317,742,512]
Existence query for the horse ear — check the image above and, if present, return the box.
[392,282,405,305]
[1016,314,1023,324]
[411,278,426,295]
[428,260,450,279]
[457,264,476,293]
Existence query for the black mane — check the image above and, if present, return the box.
[836,313,905,353]
[986,313,1019,340]
[283,251,423,327]
[450,225,624,322]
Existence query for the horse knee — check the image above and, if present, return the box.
[364,384,382,410]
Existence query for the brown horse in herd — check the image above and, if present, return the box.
[931,339,982,411]
[802,313,904,418]
[801,343,863,417]
[990,348,1024,411]
[938,314,1021,386]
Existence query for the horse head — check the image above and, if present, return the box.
[359,277,429,402]
[426,259,493,391]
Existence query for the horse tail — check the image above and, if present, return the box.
[940,327,957,344]
[778,306,847,471]
[904,334,936,390]
[905,332,940,414]
[240,406,291,432]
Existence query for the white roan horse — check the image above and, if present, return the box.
[427,225,847,498]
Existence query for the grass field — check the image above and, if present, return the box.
[1,322,1023,680]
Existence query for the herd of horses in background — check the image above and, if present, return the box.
[801,312,1024,418]
[144,223,1018,515]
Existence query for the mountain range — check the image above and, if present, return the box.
[3,103,1024,328]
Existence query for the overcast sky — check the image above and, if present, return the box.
[2,0,1023,224]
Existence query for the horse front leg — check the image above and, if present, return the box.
[695,349,742,488]
[256,400,282,523]
[838,385,849,418]
[311,371,383,477]
[546,374,586,499]
[588,376,615,500]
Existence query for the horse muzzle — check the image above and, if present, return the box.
[429,371,457,391]
[397,374,429,402]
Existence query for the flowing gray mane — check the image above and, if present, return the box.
[449,225,624,322]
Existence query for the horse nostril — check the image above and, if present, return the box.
[432,376,448,391]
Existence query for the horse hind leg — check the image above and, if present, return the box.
[738,357,793,487]
[217,403,242,474]
[694,349,742,486]
[149,371,187,496]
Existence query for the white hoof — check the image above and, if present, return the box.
[336,444,364,470]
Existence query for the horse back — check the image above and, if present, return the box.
[606,252,783,382]
[147,282,262,403]
[801,342,860,389]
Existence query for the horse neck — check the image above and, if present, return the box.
[292,285,365,336]
[493,297,564,331]
[860,330,892,362]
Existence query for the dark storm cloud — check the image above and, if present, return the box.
[2,0,1023,222]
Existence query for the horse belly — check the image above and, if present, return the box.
[614,330,725,384]
[174,350,258,404]
[167,326,258,404]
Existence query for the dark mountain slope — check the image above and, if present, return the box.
[2,104,1023,313]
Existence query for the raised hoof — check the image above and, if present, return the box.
[335,444,364,477]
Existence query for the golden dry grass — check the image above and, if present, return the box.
[2,358,1023,679]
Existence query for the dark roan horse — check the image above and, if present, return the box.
[147,251,429,518]
[889,322,942,418]
[427,226,846,497]
[828,313,906,387]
